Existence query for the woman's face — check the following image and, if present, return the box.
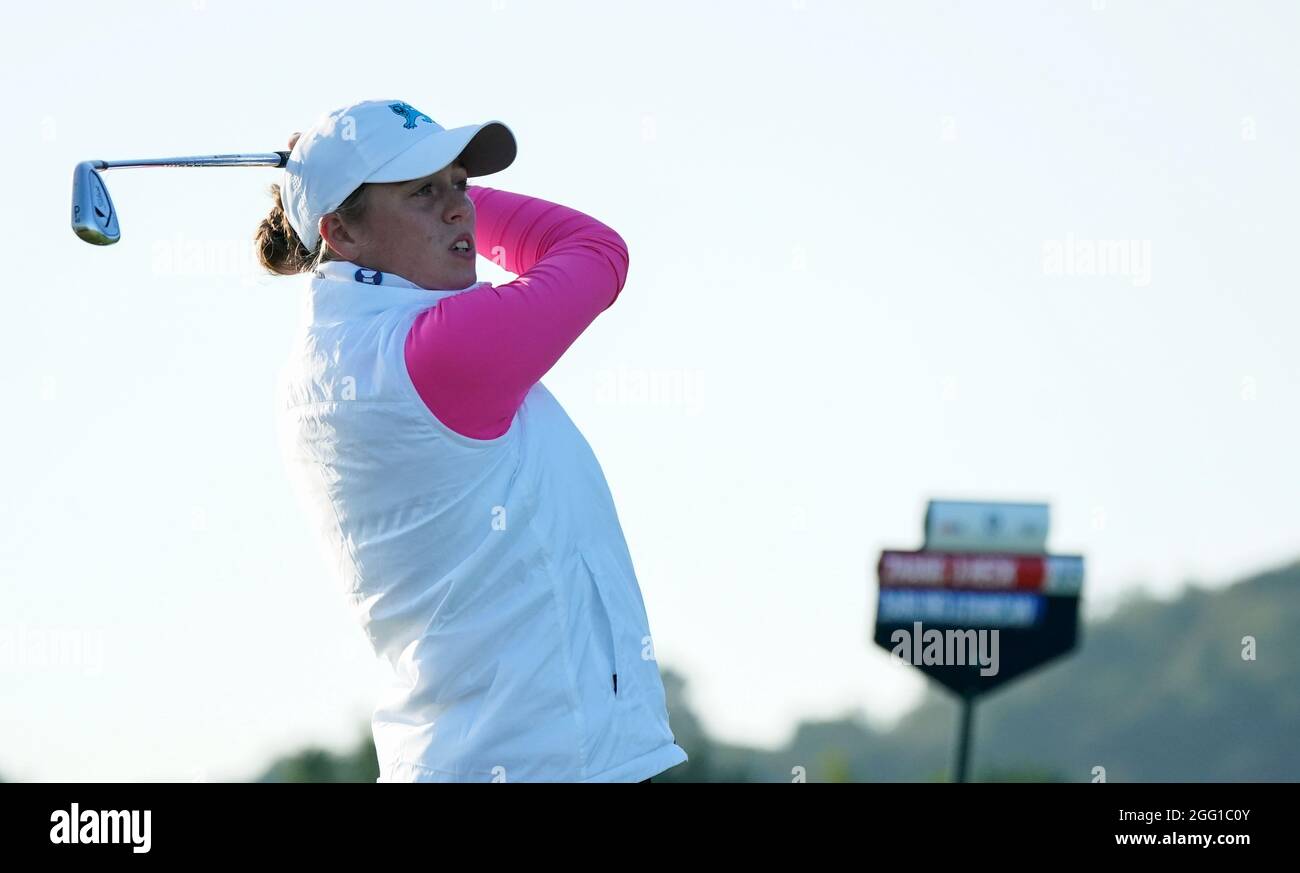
[321,159,477,290]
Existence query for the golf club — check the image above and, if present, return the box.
[70,152,291,246]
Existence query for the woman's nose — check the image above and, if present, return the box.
[446,192,472,222]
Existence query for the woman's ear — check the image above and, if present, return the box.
[319,213,363,261]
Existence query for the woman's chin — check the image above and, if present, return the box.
[452,266,478,289]
[425,260,477,290]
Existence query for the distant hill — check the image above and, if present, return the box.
[253,558,1300,782]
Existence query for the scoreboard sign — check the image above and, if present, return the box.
[872,549,1084,696]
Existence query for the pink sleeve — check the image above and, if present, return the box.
[403,184,630,440]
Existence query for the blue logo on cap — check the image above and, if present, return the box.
[355,269,384,285]
[389,102,433,130]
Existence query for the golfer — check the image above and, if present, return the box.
[257,99,688,783]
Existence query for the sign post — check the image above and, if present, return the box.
[954,692,975,784]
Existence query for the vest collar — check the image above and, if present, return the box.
[303,260,490,323]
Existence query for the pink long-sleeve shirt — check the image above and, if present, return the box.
[403,185,630,440]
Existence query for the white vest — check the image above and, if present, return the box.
[275,261,688,782]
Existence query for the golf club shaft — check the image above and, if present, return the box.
[93,152,290,171]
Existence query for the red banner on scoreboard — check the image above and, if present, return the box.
[877,550,1083,594]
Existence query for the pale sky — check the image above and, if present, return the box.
[2,0,1297,781]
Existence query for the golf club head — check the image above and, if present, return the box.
[71,161,120,245]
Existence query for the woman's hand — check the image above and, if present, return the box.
[287,132,301,151]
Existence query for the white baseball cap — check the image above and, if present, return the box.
[282,99,516,251]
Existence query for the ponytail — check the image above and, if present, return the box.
[254,182,372,277]
[255,183,317,276]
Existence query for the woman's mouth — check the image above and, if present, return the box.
[449,234,475,260]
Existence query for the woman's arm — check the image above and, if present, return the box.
[403,185,630,440]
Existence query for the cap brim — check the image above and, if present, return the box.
[364,120,516,184]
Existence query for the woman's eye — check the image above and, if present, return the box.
[414,181,468,196]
